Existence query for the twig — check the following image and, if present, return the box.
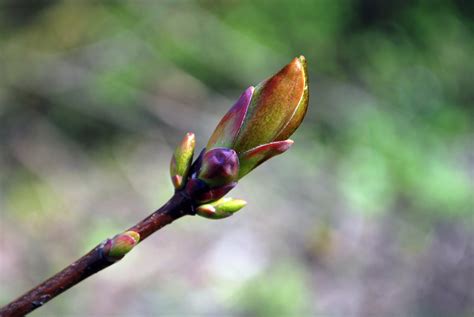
[0,192,193,317]
[0,55,309,316]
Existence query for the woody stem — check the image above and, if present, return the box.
[0,192,193,317]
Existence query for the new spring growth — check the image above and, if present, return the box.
[0,57,310,317]
[196,197,247,219]
[170,56,309,209]
[103,231,140,261]
[207,56,308,178]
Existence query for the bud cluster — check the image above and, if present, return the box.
[168,56,309,220]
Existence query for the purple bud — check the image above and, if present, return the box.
[197,148,239,187]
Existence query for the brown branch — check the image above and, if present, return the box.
[0,192,193,317]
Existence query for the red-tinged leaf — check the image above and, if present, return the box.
[238,140,294,178]
[233,58,305,153]
[274,56,309,141]
[207,86,254,149]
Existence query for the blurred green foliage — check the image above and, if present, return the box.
[0,0,473,316]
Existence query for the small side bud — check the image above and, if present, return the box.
[103,231,140,261]
[170,132,196,189]
[196,197,247,219]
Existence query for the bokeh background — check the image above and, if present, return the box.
[1,1,473,316]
